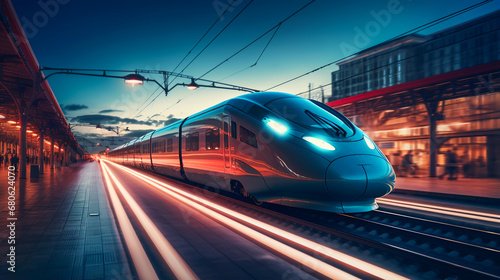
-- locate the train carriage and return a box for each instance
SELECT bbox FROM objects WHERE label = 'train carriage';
[106,92,395,213]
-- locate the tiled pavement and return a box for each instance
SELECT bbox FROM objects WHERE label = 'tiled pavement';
[0,162,133,279]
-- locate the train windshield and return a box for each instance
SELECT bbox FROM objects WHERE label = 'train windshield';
[265,97,354,137]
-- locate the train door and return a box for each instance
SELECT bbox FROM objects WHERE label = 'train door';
[222,115,231,172]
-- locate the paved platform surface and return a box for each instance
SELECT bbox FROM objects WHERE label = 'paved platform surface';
[0,162,133,279]
[392,176,500,203]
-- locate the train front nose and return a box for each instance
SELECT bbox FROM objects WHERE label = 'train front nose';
[325,155,395,200]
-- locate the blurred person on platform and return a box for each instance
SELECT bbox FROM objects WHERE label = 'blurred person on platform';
[401,150,418,177]
[10,152,19,171]
[461,152,473,178]
[440,147,459,180]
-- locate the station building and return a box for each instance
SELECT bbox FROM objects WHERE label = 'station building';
[327,10,500,177]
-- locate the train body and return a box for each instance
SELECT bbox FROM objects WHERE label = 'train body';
[106,92,395,213]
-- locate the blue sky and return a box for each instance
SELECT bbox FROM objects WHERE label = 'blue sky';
[12,0,499,152]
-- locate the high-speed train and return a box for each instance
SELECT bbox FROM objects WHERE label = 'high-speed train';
[106,92,395,213]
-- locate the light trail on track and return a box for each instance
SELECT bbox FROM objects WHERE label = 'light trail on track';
[103,159,410,280]
[101,162,159,280]
[377,197,500,223]
[101,162,199,280]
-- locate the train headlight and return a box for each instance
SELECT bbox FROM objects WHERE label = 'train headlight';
[364,135,375,149]
[263,117,288,134]
[303,136,335,151]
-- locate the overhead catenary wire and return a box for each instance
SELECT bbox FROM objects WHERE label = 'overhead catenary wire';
[131,87,165,120]
[218,23,283,82]
[130,1,253,120]
[128,85,161,118]
[134,1,315,122]
[132,0,493,126]
[169,0,237,82]
[265,0,494,92]
[198,0,317,80]
[170,0,255,86]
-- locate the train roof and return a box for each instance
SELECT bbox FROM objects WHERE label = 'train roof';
[109,92,301,152]
[233,91,300,105]
[186,92,299,120]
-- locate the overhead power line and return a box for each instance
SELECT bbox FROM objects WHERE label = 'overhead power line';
[128,85,161,118]
[170,0,255,86]
[170,0,236,75]
[198,0,317,79]
[218,23,282,82]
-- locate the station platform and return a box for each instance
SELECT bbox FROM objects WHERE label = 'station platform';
[392,176,500,204]
[0,162,133,279]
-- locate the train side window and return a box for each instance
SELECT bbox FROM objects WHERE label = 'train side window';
[191,132,199,151]
[205,129,212,150]
[231,121,237,139]
[224,122,229,150]
[167,139,173,152]
[212,128,220,150]
[186,134,191,151]
[240,126,258,148]
[163,140,166,152]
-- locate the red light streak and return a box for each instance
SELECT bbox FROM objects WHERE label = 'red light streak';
[101,162,199,280]
[377,198,500,223]
[100,162,159,280]
[104,160,408,280]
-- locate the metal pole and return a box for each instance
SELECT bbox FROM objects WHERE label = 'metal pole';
[321,86,324,103]
[50,138,55,170]
[425,100,438,177]
[163,72,168,96]
[39,131,44,174]
[19,113,27,179]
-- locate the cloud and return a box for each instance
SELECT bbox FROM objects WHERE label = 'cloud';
[99,109,124,114]
[164,117,181,126]
[63,104,88,111]
[71,114,152,125]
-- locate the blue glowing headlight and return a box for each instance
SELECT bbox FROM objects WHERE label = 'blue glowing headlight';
[263,117,288,134]
[303,136,335,151]
[364,135,375,149]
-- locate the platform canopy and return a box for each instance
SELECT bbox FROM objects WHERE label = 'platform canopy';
[0,0,85,170]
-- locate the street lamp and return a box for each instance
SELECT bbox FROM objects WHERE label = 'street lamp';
[123,74,145,86]
[187,78,199,90]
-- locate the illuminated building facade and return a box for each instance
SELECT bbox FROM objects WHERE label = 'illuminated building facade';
[328,11,500,177]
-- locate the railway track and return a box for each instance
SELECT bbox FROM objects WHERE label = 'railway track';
[239,201,500,279]
[340,210,500,278]
[132,172,499,279]
[108,163,500,279]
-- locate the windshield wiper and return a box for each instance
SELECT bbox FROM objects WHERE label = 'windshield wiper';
[305,110,346,137]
